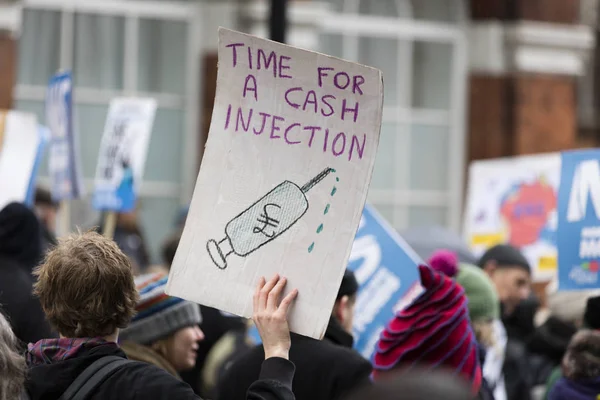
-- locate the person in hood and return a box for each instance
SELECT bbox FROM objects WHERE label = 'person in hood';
[25,230,299,400]
[548,330,600,399]
[216,269,372,400]
[0,202,54,346]
[33,187,59,253]
[371,265,483,397]
[120,272,205,378]
[0,309,27,400]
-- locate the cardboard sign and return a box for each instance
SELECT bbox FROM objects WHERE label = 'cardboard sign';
[347,204,423,358]
[25,126,51,206]
[464,154,561,282]
[167,28,383,339]
[557,149,600,290]
[92,98,157,212]
[0,110,41,210]
[46,71,84,200]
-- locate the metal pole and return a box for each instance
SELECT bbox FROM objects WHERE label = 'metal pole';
[269,0,287,43]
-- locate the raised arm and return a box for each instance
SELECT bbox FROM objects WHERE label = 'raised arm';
[247,274,298,400]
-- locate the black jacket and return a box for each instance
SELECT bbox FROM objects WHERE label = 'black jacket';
[0,256,54,346]
[26,341,295,400]
[216,318,372,400]
[527,316,576,366]
[0,203,54,345]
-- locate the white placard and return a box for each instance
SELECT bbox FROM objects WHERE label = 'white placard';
[0,110,40,210]
[92,98,157,212]
[167,28,383,339]
[463,153,561,282]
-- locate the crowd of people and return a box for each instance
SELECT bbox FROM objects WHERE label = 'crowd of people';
[0,188,599,399]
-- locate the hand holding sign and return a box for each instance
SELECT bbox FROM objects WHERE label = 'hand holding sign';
[253,274,298,360]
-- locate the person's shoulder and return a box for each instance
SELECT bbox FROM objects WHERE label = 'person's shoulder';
[105,361,199,399]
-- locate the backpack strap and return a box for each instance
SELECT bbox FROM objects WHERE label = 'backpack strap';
[59,356,133,400]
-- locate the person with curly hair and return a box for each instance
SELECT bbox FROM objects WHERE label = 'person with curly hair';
[24,230,299,400]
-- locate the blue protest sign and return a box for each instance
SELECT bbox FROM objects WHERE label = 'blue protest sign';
[248,205,423,359]
[46,71,83,200]
[25,126,51,206]
[557,149,600,290]
[347,204,423,358]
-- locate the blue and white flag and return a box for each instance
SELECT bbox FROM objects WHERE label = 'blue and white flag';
[46,71,83,200]
[557,149,600,290]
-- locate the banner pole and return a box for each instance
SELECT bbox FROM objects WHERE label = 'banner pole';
[58,200,71,237]
[103,211,117,240]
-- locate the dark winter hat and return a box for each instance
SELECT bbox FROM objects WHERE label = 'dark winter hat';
[34,187,59,208]
[0,202,42,270]
[477,244,531,274]
[337,269,358,300]
[583,296,600,330]
[372,265,482,395]
[120,273,201,345]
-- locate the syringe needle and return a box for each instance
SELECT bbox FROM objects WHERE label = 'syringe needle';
[301,167,335,193]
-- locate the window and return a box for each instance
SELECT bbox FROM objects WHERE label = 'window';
[15,0,201,262]
[318,0,468,232]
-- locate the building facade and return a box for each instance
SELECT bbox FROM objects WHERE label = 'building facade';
[0,0,596,262]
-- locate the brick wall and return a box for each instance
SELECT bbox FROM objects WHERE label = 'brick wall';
[0,34,16,110]
[513,75,576,154]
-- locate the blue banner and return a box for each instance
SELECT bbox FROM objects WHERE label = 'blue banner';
[347,204,423,358]
[248,205,423,359]
[558,149,600,290]
[46,71,82,200]
[25,126,51,206]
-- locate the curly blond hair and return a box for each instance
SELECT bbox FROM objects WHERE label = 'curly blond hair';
[33,231,138,338]
[0,311,26,400]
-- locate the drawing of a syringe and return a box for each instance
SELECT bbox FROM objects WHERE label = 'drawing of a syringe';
[206,167,335,270]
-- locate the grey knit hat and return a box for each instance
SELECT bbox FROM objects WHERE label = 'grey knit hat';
[120,273,201,345]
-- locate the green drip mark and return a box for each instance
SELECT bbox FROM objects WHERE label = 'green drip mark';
[309,175,339,253]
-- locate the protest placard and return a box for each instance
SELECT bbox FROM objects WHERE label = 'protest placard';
[0,110,41,210]
[92,98,157,214]
[167,28,383,339]
[46,71,83,201]
[557,149,600,290]
[24,126,51,206]
[347,205,423,357]
[464,153,561,282]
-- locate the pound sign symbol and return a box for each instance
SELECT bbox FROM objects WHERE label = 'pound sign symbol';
[253,203,281,238]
